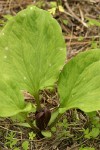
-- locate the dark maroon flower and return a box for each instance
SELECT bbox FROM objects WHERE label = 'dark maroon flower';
[35,108,51,130]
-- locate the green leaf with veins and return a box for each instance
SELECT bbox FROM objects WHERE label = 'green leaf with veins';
[0,78,32,117]
[41,130,52,138]
[58,49,100,113]
[0,6,66,96]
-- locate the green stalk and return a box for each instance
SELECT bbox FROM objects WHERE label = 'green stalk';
[34,91,41,111]
[49,113,62,128]
[48,108,62,128]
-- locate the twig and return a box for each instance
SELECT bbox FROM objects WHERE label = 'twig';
[67,41,90,45]
[64,35,100,40]
[0,125,22,133]
[63,0,88,28]
[0,141,8,149]
[78,4,85,22]
[70,139,89,150]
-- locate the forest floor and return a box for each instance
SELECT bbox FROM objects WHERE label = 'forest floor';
[0,0,100,150]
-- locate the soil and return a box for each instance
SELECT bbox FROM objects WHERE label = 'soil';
[0,0,100,150]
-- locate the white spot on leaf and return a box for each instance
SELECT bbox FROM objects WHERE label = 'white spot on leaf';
[49,64,52,67]
[72,94,74,98]
[60,48,63,51]
[5,47,9,50]
[23,13,26,16]
[30,7,33,10]
[24,76,26,80]
[4,56,7,59]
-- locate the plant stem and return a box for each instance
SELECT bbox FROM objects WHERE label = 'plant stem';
[49,113,62,128]
[34,91,41,111]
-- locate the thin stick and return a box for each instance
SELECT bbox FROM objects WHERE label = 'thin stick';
[63,0,88,28]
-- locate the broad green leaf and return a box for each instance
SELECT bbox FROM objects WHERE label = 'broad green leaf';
[41,130,52,138]
[11,104,36,122]
[90,127,100,138]
[48,108,59,126]
[22,141,29,150]
[58,49,100,113]
[14,122,31,128]
[11,113,26,122]
[0,6,66,96]
[0,79,32,117]
[3,14,13,21]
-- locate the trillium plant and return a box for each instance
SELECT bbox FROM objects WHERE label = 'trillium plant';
[0,6,100,136]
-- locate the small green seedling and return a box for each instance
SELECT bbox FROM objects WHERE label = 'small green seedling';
[0,6,100,136]
[29,132,36,140]
[22,141,29,150]
[84,127,100,139]
[48,1,64,15]
[5,131,18,149]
